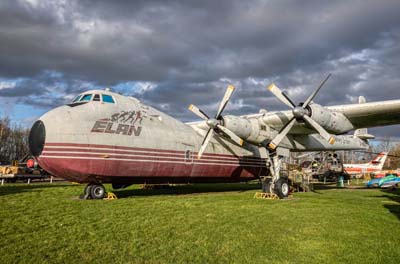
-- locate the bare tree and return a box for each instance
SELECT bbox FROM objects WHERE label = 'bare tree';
[387,143,400,170]
[0,116,29,164]
[373,136,393,153]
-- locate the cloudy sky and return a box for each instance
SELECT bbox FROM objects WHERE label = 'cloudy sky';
[1,0,400,139]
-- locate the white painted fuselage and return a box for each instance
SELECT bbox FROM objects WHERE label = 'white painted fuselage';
[29,89,388,184]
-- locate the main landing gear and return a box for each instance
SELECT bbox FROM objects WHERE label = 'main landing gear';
[260,150,290,199]
[80,183,106,200]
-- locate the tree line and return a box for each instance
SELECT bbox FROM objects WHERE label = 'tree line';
[0,116,29,164]
[386,145,400,170]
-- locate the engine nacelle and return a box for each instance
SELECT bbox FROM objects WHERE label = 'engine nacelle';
[222,115,253,139]
[309,104,354,134]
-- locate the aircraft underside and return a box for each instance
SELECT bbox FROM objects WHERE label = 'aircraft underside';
[38,142,266,184]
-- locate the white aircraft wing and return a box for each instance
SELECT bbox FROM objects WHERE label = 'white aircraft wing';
[327,99,400,129]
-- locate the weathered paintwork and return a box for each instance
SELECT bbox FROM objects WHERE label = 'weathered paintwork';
[31,89,400,184]
[35,90,266,183]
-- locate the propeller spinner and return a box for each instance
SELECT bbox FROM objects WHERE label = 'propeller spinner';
[267,74,335,150]
[189,85,244,159]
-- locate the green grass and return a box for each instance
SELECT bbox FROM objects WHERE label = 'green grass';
[0,183,399,264]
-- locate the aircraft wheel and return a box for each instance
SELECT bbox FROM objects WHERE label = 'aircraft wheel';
[275,178,289,199]
[90,184,106,199]
[84,184,93,198]
[79,184,93,199]
[262,179,273,193]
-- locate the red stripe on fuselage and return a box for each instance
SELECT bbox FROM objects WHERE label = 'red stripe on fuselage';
[345,168,380,174]
[38,157,264,183]
[44,142,253,159]
[38,142,266,183]
[42,148,264,163]
[41,153,265,166]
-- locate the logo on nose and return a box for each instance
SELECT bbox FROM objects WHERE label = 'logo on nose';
[90,109,147,136]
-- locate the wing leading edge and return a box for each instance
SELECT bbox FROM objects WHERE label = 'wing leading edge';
[328,99,400,129]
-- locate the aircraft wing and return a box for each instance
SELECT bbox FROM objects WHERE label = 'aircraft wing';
[186,99,400,136]
[327,99,400,129]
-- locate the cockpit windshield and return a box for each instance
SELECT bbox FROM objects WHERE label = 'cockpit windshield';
[102,94,115,103]
[72,95,82,102]
[68,92,116,106]
[80,94,92,101]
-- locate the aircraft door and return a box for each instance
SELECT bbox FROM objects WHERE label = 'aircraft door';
[177,143,194,177]
[184,147,194,164]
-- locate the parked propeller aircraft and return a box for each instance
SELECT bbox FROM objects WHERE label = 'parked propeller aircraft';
[28,75,400,199]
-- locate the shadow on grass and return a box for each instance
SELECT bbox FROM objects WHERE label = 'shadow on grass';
[311,183,346,194]
[364,188,400,221]
[0,183,72,197]
[113,183,262,198]
[311,183,370,194]
[378,188,400,221]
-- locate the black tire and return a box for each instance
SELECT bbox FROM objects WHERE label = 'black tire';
[262,180,273,193]
[79,184,93,199]
[84,184,93,198]
[275,178,289,199]
[90,184,106,199]
[84,183,95,193]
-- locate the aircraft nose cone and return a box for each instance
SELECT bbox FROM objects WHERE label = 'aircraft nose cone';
[29,120,46,157]
[293,107,306,119]
[206,119,218,128]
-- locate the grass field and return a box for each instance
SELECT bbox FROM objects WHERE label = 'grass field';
[0,182,399,264]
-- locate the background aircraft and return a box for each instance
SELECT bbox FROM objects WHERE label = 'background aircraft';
[344,152,388,175]
[28,76,400,199]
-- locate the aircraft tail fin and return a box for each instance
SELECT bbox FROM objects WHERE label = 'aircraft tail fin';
[368,152,388,170]
[354,96,375,140]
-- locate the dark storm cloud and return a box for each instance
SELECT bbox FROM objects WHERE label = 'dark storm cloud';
[0,71,96,108]
[1,0,400,82]
[1,0,400,137]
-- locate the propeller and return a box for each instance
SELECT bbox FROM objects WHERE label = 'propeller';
[267,74,335,150]
[189,85,244,159]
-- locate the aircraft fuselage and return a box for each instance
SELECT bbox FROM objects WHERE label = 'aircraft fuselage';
[30,91,266,184]
[29,89,370,185]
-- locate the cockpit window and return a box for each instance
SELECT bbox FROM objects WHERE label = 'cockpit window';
[72,95,82,102]
[93,94,100,101]
[102,94,115,103]
[67,93,115,107]
[80,94,92,101]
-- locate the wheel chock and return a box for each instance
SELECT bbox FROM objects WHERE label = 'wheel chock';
[254,192,280,200]
[103,192,118,200]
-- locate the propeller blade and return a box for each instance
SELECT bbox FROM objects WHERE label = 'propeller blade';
[215,85,235,119]
[267,83,296,109]
[216,124,244,146]
[268,118,297,150]
[197,129,214,159]
[302,73,332,108]
[303,115,335,144]
[188,104,209,120]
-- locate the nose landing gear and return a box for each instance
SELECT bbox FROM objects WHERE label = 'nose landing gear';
[80,183,106,200]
